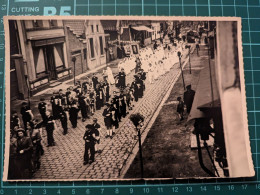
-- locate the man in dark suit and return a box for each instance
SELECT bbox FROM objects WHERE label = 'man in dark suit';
[83,124,96,165]
[183,85,196,114]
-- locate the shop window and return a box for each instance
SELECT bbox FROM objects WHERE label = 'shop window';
[99,36,104,55]
[54,44,65,68]
[33,47,46,75]
[89,38,95,58]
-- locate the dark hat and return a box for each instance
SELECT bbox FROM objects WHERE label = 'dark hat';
[93,118,98,122]
[40,98,45,101]
[177,97,181,101]
[17,128,25,133]
[85,124,93,129]
[186,85,191,89]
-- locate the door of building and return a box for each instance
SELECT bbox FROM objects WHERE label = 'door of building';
[45,45,57,80]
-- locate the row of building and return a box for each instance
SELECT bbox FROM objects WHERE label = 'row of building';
[9,19,173,100]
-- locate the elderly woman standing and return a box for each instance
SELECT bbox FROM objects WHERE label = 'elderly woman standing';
[16,128,33,178]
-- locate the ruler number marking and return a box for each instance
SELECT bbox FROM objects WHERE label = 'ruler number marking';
[214,185,221,191]
[172,187,179,193]
[200,186,207,192]
[228,185,234,191]
[157,187,163,193]
[242,184,247,190]
[43,189,47,194]
[143,188,150,193]
[186,186,192,192]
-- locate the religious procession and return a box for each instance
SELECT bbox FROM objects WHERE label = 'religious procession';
[8,19,214,180]
[9,36,190,179]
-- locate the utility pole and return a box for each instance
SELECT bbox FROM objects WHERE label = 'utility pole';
[177,51,186,90]
[185,44,191,74]
[72,56,76,86]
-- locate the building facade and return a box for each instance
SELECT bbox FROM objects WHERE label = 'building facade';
[9,19,70,99]
[63,20,88,77]
[85,20,107,70]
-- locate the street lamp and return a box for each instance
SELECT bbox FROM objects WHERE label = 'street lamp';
[177,51,186,90]
[130,113,145,178]
[72,56,76,86]
[185,44,191,74]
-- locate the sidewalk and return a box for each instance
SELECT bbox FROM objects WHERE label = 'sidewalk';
[124,44,215,178]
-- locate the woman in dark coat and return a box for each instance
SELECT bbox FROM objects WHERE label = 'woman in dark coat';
[20,102,33,130]
[69,102,79,128]
[110,102,119,132]
[16,128,33,179]
[117,68,126,89]
[131,76,139,102]
[136,74,144,98]
[78,94,88,122]
[119,91,127,118]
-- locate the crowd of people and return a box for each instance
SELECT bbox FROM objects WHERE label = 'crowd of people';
[8,36,190,179]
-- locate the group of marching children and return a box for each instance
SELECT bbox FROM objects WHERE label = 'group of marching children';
[139,39,185,85]
[102,64,146,138]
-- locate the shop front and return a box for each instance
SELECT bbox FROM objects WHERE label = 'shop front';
[29,37,71,94]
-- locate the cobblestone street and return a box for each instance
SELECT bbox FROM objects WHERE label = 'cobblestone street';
[18,45,192,180]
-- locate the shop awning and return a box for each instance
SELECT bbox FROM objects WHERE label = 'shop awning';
[32,37,65,47]
[132,26,154,32]
[187,62,220,121]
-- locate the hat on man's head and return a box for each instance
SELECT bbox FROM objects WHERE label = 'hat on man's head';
[93,118,98,122]
[16,128,26,135]
[85,124,93,130]
[22,102,27,106]
[186,85,191,89]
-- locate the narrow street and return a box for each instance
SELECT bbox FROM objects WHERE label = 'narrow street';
[8,43,194,180]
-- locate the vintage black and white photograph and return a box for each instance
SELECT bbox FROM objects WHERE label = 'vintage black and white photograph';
[3,16,254,181]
